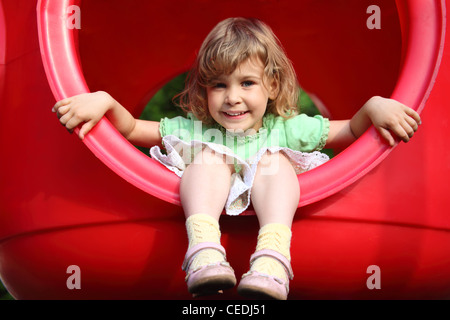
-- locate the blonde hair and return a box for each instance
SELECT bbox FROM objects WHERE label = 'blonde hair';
[176,17,299,124]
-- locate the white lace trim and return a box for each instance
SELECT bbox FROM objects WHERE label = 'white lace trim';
[150,135,329,216]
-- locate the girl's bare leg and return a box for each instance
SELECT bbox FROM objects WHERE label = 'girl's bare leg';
[180,147,234,220]
[251,152,300,228]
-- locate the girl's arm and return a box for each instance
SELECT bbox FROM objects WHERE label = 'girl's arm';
[52,91,161,148]
[325,96,421,150]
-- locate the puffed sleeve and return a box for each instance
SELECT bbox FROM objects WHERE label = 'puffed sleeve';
[283,114,330,152]
[159,114,196,140]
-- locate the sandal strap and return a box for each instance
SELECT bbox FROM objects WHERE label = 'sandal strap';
[182,242,226,272]
[249,249,294,280]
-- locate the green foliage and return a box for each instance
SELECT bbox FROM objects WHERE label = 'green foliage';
[0,280,13,300]
[140,73,187,122]
[299,89,319,116]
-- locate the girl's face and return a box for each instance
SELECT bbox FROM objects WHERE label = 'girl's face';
[206,58,278,133]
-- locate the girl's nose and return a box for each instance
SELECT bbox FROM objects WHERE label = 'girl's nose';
[225,87,242,105]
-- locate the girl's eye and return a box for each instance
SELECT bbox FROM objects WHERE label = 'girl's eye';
[214,83,226,89]
[242,81,255,87]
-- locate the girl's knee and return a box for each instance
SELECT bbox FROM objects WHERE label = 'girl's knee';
[257,151,293,176]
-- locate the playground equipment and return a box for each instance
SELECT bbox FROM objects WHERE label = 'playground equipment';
[0,0,449,299]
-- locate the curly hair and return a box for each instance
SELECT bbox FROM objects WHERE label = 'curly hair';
[175,17,300,124]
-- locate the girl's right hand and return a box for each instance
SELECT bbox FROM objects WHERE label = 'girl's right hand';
[52,91,113,139]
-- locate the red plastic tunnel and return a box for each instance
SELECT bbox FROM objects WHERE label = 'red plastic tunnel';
[0,0,449,299]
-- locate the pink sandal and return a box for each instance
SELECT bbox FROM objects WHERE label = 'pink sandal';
[182,242,236,297]
[237,249,294,300]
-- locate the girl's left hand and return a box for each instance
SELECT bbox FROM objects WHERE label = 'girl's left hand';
[364,96,421,146]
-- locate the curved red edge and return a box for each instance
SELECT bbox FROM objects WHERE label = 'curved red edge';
[37,0,181,204]
[300,0,446,206]
[37,0,446,208]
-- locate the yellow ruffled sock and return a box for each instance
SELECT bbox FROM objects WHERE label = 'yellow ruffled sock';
[185,214,224,270]
[250,223,292,281]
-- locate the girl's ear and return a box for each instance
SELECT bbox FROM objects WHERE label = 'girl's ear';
[268,77,280,101]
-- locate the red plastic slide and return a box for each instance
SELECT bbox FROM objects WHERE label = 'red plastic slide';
[0,0,449,299]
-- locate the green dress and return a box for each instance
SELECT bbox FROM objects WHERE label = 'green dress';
[150,112,330,215]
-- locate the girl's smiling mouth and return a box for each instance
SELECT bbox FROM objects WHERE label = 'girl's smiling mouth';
[222,111,249,118]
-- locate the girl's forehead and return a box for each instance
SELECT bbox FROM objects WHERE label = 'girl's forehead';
[216,57,265,79]
[239,57,264,69]
[235,59,264,76]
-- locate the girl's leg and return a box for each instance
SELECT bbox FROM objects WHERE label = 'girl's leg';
[179,148,236,294]
[180,147,234,220]
[250,152,300,228]
[239,152,299,299]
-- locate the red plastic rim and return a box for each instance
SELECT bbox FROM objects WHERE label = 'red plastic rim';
[37,0,446,207]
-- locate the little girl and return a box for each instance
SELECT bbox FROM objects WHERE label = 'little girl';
[53,18,421,300]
